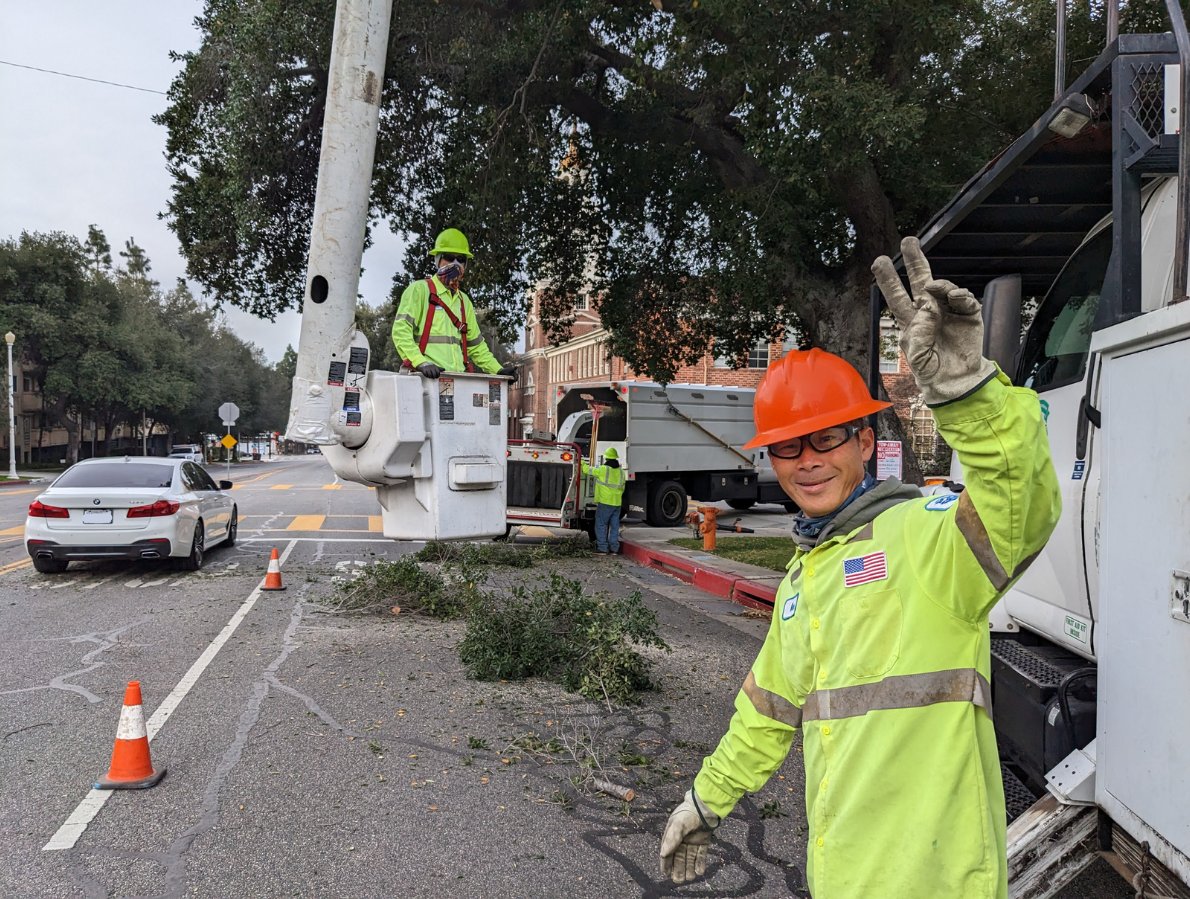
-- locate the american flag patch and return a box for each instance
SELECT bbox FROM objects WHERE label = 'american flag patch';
[843,551,888,588]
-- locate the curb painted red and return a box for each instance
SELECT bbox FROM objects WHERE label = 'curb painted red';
[621,539,775,611]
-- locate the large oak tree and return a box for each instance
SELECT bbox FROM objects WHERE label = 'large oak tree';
[158,0,1156,381]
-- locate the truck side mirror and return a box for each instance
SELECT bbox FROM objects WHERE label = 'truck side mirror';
[981,274,1022,377]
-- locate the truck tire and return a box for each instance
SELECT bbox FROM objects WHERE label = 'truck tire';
[647,480,688,527]
[726,499,755,511]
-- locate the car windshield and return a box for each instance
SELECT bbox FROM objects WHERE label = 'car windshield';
[53,463,176,489]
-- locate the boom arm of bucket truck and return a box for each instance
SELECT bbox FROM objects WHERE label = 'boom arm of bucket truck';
[281,0,508,541]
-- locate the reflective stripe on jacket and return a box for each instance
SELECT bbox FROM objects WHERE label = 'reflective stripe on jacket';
[391,275,502,373]
[693,370,1061,899]
[581,461,626,507]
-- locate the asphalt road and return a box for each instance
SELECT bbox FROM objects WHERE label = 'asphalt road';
[0,457,1130,898]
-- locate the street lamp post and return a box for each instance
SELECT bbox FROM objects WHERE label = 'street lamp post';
[5,332,17,480]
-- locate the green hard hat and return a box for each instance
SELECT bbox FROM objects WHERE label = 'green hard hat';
[428,228,473,258]
[603,447,619,460]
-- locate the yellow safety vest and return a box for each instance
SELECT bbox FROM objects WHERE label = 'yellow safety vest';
[693,371,1061,898]
[582,461,626,507]
[391,276,502,374]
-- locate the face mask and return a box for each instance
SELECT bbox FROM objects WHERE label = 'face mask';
[436,261,464,286]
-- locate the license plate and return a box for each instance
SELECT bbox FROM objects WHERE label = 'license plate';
[82,509,113,524]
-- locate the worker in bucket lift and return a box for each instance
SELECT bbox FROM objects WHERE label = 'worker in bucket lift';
[658,238,1061,898]
[391,227,519,381]
[581,447,626,554]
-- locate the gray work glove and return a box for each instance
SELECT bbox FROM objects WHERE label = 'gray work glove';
[415,361,443,379]
[659,789,719,884]
[497,363,519,383]
[871,236,997,406]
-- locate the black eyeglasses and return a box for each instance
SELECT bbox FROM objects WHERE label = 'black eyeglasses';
[439,254,468,264]
[769,424,860,460]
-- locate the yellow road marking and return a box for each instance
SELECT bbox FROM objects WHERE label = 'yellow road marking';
[321,483,342,490]
[0,525,25,537]
[287,515,326,531]
[0,558,32,576]
[368,516,382,533]
[269,484,294,490]
[2,488,37,495]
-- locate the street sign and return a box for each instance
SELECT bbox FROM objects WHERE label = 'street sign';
[218,402,240,426]
[221,434,238,450]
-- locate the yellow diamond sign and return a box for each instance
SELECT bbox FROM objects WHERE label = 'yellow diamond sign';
[220,434,238,449]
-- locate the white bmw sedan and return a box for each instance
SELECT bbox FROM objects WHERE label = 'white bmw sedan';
[25,457,237,574]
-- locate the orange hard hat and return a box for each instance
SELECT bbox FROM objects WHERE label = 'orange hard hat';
[743,348,891,449]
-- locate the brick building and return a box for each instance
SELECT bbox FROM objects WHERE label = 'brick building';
[508,288,798,439]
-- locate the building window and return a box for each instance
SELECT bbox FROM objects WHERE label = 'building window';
[524,373,535,396]
[747,339,769,369]
[879,324,901,374]
[575,293,588,311]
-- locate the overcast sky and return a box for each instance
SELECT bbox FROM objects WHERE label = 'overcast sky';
[0,1,406,363]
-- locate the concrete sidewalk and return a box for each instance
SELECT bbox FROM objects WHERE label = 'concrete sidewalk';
[0,472,52,488]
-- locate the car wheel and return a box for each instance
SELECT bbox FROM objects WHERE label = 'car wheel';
[32,556,68,574]
[177,520,205,571]
[225,507,238,547]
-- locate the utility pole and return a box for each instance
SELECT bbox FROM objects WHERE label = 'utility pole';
[5,332,17,479]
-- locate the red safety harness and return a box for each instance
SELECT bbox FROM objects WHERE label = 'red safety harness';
[407,278,474,372]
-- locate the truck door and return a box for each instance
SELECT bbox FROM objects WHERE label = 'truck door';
[1005,226,1112,658]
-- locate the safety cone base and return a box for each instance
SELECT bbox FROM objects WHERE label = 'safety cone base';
[95,766,166,791]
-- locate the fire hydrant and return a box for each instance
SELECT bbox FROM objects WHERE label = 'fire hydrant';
[698,505,718,551]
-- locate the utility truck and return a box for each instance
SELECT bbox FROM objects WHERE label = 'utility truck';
[875,7,1190,895]
[506,381,790,533]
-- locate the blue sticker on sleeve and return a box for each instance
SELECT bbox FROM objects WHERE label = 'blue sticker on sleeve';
[924,493,959,512]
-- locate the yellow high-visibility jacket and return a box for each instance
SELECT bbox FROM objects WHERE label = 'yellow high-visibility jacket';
[391,275,502,374]
[581,460,626,507]
[693,370,1061,898]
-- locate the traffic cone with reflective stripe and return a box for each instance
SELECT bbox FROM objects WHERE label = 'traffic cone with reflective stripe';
[262,547,286,591]
[95,681,165,790]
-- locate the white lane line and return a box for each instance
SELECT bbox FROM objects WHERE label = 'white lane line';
[43,540,298,852]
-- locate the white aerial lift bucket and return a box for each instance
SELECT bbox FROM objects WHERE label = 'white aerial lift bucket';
[320,370,507,541]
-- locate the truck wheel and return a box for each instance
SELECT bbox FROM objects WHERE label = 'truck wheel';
[726,499,755,511]
[647,480,688,527]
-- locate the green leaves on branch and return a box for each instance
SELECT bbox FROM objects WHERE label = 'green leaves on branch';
[459,574,669,706]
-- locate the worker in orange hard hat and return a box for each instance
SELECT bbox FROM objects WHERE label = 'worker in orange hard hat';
[742,348,892,522]
[660,239,1061,898]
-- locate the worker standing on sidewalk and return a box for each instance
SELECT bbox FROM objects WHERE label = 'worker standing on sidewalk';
[581,447,626,554]
[391,227,518,380]
[659,238,1061,897]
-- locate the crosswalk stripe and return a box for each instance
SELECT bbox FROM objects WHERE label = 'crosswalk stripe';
[287,515,326,531]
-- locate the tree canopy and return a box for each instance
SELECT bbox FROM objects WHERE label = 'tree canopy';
[158,0,1169,381]
[0,228,290,463]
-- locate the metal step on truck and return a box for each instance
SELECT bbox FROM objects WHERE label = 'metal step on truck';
[506,381,791,534]
[874,5,1190,895]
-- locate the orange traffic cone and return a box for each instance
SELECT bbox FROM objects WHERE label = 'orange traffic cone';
[262,547,286,591]
[95,681,166,790]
